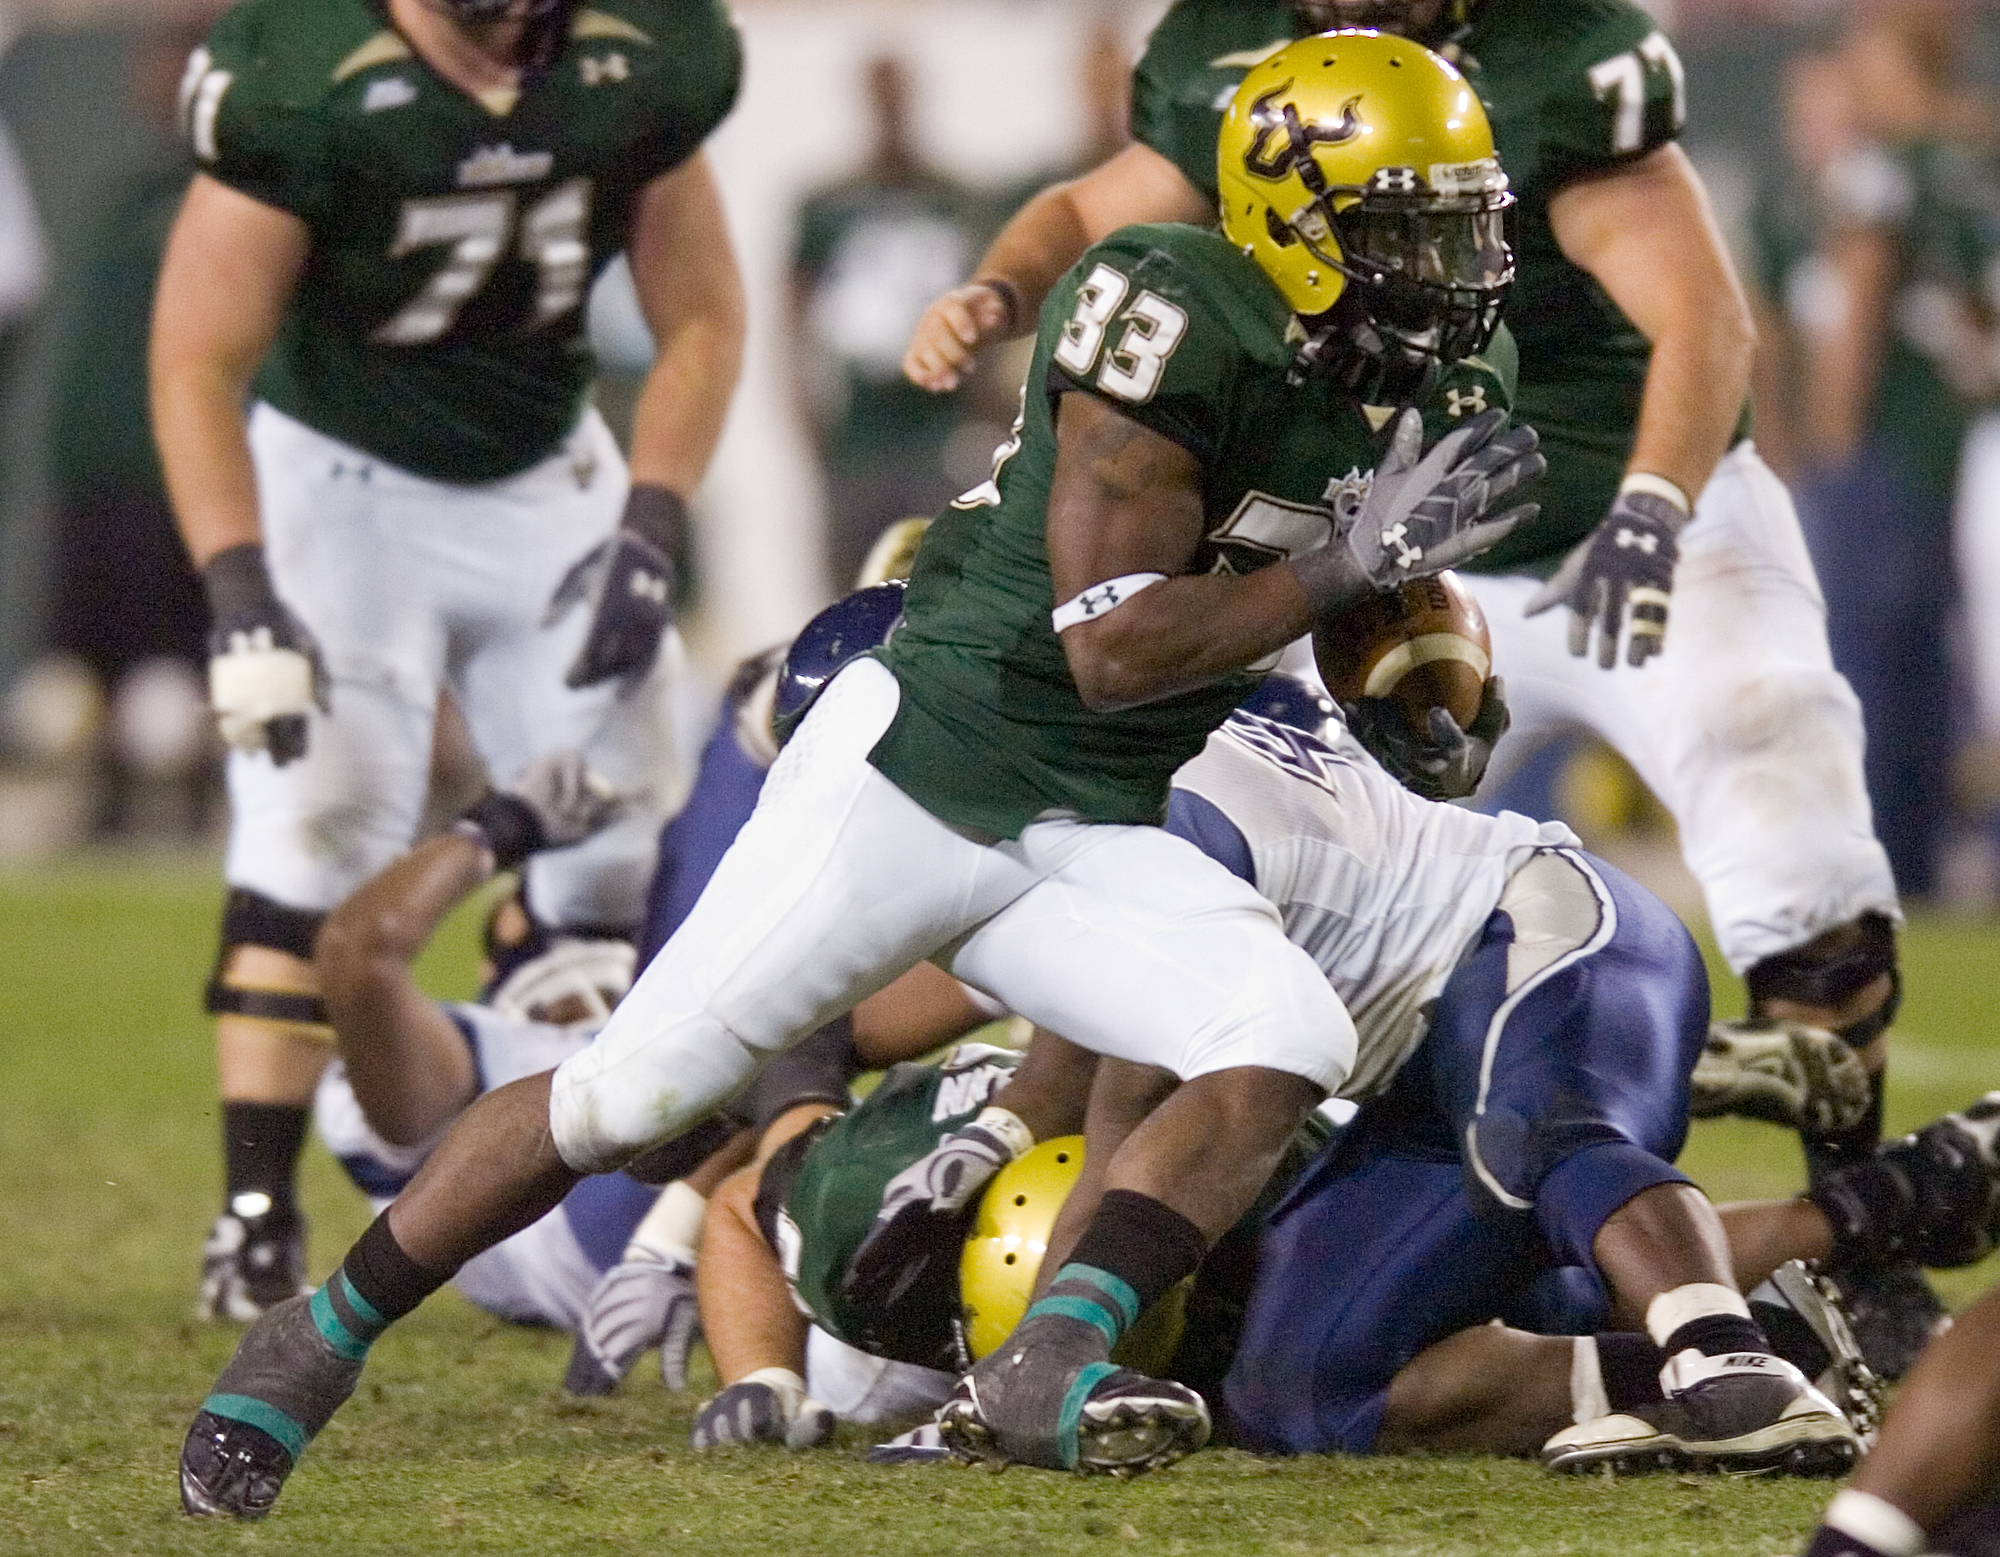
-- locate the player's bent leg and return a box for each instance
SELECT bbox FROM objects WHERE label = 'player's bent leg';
[945,831,1351,1474]
[201,891,337,1322]
[549,660,1039,1174]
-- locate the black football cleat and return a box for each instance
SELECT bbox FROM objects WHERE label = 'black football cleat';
[179,1410,293,1519]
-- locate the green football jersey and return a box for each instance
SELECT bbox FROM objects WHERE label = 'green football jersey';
[1132,0,1704,572]
[775,1045,1019,1363]
[871,221,1514,841]
[184,0,740,482]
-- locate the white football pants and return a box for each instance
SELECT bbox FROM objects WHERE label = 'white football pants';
[225,404,683,926]
[550,656,1352,1173]
[1467,441,1899,974]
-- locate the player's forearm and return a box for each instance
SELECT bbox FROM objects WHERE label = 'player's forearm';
[697,1173,809,1386]
[625,303,744,495]
[1061,566,1314,712]
[1623,296,1754,503]
[150,366,265,566]
[320,833,491,978]
[969,183,1097,341]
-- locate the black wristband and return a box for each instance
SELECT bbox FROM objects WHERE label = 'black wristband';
[975,277,1021,332]
[453,791,545,873]
[202,542,282,624]
[1289,541,1371,621]
[620,484,689,559]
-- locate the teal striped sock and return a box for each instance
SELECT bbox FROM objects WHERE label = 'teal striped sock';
[1024,1263,1142,1350]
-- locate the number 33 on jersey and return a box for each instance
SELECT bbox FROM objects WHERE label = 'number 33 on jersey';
[178,0,741,484]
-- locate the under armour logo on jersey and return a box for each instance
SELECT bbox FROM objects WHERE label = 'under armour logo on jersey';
[1382,522,1424,571]
[629,571,668,605]
[1614,527,1659,554]
[581,53,630,86]
[1446,386,1487,418]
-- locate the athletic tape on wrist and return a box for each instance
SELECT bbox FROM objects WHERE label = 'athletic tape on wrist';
[973,1106,1035,1161]
[1823,1491,1926,1557]
[1051,573,1167,633]
[627,1179,705,1266]
[1617,471,1692,517]
[738,1367,809,1417]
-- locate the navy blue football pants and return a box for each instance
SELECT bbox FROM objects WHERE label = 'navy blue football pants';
[1223,850,1709,1454]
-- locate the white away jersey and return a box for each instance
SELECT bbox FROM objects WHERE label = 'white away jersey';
[1168,713,1577,1100]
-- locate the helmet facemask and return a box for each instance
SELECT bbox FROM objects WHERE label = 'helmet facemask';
[1284,168,1513,397]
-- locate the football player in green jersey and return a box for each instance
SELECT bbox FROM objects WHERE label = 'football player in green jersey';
[905,0,1908,1270]
[178,35,1543,1512]
[149,0,745,1322]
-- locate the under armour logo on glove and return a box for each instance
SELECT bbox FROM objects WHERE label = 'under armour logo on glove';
[545,485,690,689]
[1381,522,1423,571]
[1445,386,1487,417]
[201,544,330,767]
[1526,481,1690,669]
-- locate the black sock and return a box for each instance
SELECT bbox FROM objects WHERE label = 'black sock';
[1752,1297,1833,1380]
[1026,1190,1209,1353]
[1803,1527,1897,1557]
[1662,1312,1771,1358]
[1064,1190,1209,1314]
[1595,1332,1666,1410]
[336,1212,452,1329]
[221,1101,309,1227]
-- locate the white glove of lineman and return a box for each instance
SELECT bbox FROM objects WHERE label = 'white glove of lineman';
[693,1369,835,1451]
[561,1248,701,1397]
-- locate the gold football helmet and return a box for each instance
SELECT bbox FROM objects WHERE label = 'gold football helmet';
[959,1137,1188,1375]
[1218,30,1512,394]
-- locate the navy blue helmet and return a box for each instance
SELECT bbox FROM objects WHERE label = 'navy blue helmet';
[771,581,908,747]
[1237,671,1336,739]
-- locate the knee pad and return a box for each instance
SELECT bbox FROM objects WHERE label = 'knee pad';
[207,888,331,1033]
[1745,911,1901,1045]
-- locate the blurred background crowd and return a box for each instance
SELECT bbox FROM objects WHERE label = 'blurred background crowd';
[3,0,2000,920]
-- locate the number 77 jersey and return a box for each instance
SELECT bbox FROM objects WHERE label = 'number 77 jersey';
[873,222,1516,843]
[180,0,740,484]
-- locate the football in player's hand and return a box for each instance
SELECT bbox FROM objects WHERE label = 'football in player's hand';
[1315,571,1492,737]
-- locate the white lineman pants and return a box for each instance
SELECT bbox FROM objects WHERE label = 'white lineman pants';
[550,657,1352,1173]
[1465,442,1899,974]
[226,404,683,925]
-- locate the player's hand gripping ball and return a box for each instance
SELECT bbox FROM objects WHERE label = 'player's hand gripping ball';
[1318,572,1509,801]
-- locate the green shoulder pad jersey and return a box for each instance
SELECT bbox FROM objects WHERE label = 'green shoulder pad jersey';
[183,0,740,482]
[1133,0,1709,574]
[759,1042,1331,1378]
[872,221,1515,840]
[763,1044,1020,1369]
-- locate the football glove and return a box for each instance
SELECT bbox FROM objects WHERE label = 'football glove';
[841,1109,1030,1321]
[562,1249,700,1397]
[546,484,688,689]
[1526,482,1690,669]
[1690,1020,1872,1135]
[201,543,328,766]
[693,1370,834,1451]
[1342,675,1510,802]
[453,751,622,872]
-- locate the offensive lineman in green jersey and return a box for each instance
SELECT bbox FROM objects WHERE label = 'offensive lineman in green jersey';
[150,0,745,1321]
[904,1,1910,1289]
[178,36,1542,1512]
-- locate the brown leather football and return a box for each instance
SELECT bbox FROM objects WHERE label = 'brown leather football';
[1315,571,1492,736]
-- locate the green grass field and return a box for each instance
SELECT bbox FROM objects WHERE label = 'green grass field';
[3,854,1997,1557]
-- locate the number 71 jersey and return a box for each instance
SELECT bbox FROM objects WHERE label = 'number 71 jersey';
[875,222,1515,842]
[181,0,740,483]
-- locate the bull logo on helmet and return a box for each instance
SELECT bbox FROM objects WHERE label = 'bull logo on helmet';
[1242,84,1365,186]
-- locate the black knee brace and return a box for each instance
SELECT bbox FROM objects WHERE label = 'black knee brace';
[206,888,330,1026]
[1745,911,1901,1048]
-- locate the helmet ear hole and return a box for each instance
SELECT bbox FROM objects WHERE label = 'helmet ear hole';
[1264,207,1299,248]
